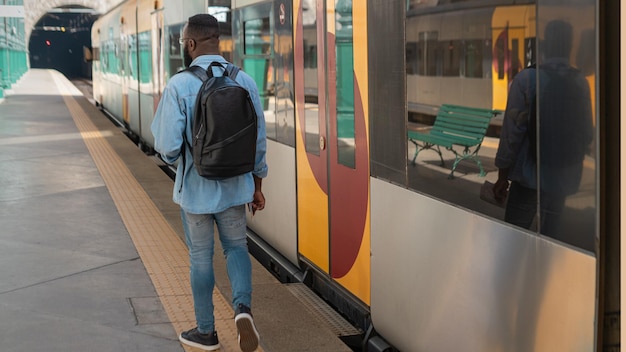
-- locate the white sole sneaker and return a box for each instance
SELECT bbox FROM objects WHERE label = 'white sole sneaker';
[235,313,260,352]
[178,331,220,351]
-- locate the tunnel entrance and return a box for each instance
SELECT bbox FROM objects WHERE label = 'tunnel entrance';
[29,6,99,79]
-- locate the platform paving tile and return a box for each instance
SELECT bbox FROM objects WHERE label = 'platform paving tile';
[0,70,183,352]
[1,69,354,352]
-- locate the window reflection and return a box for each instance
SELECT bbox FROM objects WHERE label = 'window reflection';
[534,6,596,250]
[243,17,272,136]
[273,0,296,146]
[241,10,295,147]
[167,23,183,76]
[335,0,355,168]
[399,2,597,252]
[303,6,320,154]
[138,32,152,85]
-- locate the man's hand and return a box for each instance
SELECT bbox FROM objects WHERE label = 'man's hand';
[493,179,509,204]
[249,190,265,215]
[493,168,510,204]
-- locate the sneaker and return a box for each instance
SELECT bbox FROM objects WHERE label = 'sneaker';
[234,304,260,352]
[179,327,220,351]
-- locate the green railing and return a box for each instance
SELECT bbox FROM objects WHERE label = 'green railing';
[0,1,28,99]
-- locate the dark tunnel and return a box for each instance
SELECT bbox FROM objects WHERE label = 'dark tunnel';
[29,5,99,79]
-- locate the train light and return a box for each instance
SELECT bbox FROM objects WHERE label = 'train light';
[45,40,51,46]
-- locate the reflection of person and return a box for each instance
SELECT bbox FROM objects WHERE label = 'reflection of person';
[151,14,268,352]
[493,20,593,237]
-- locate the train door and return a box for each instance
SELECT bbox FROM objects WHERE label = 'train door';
[232,1,301,272]
[295,0,370,306]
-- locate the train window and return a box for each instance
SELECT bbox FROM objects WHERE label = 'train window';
[442,40,461,77]
[243,18,271,56]
[167,24,184,76]
[128,35,137,80]
[399,1,597,252]
[241,16,273,143]
[303,19,320,154]
[420,31,439,76]
[273,0,296,147]
[101,41,109,72]
[111,40,121,75]
[138,31,152,84]
[208,5,230,24]
[464,40,482,78]
[335,0,355,168]
[118,38,126,76]
[169,25,181,56]
[104,28,117,74]
[209,2,233,61]
[482,38,492,79]
[304,43,317,69]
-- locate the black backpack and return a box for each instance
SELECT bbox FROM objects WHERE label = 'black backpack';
[184,62,257,180]
[527,64,592,167]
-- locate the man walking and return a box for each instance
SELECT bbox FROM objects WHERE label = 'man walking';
[151,14,268,352]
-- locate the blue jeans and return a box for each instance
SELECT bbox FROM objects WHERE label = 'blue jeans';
[505,181,566,237]
[181,205,252,334]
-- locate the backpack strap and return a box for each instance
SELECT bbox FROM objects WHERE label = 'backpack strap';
[186,65,209,81]
[186,62,241,80]
[178,65,208,193]
[226,63,240,80]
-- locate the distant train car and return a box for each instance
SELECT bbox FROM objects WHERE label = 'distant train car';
[92,0,613,351]
[91,0,229,148]
[406,3,536,130]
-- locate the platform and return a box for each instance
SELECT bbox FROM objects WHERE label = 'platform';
[0,69,354,352]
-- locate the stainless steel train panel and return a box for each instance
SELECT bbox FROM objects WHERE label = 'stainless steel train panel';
[129,68,157,145]
[101,78,124,121]
[246,140,298,265]
[138,91,155,147]
[127,89,141,135]
[370,177,596,352]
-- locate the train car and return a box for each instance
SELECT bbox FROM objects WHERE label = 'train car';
[91,0,617,351]
[91,0,226,148]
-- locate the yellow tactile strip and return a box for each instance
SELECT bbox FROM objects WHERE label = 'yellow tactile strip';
[51,71,260,352]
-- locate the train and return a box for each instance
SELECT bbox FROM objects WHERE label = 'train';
[90,0,616,351]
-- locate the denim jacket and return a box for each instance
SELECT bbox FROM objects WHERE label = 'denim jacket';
[151,55,268,214]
